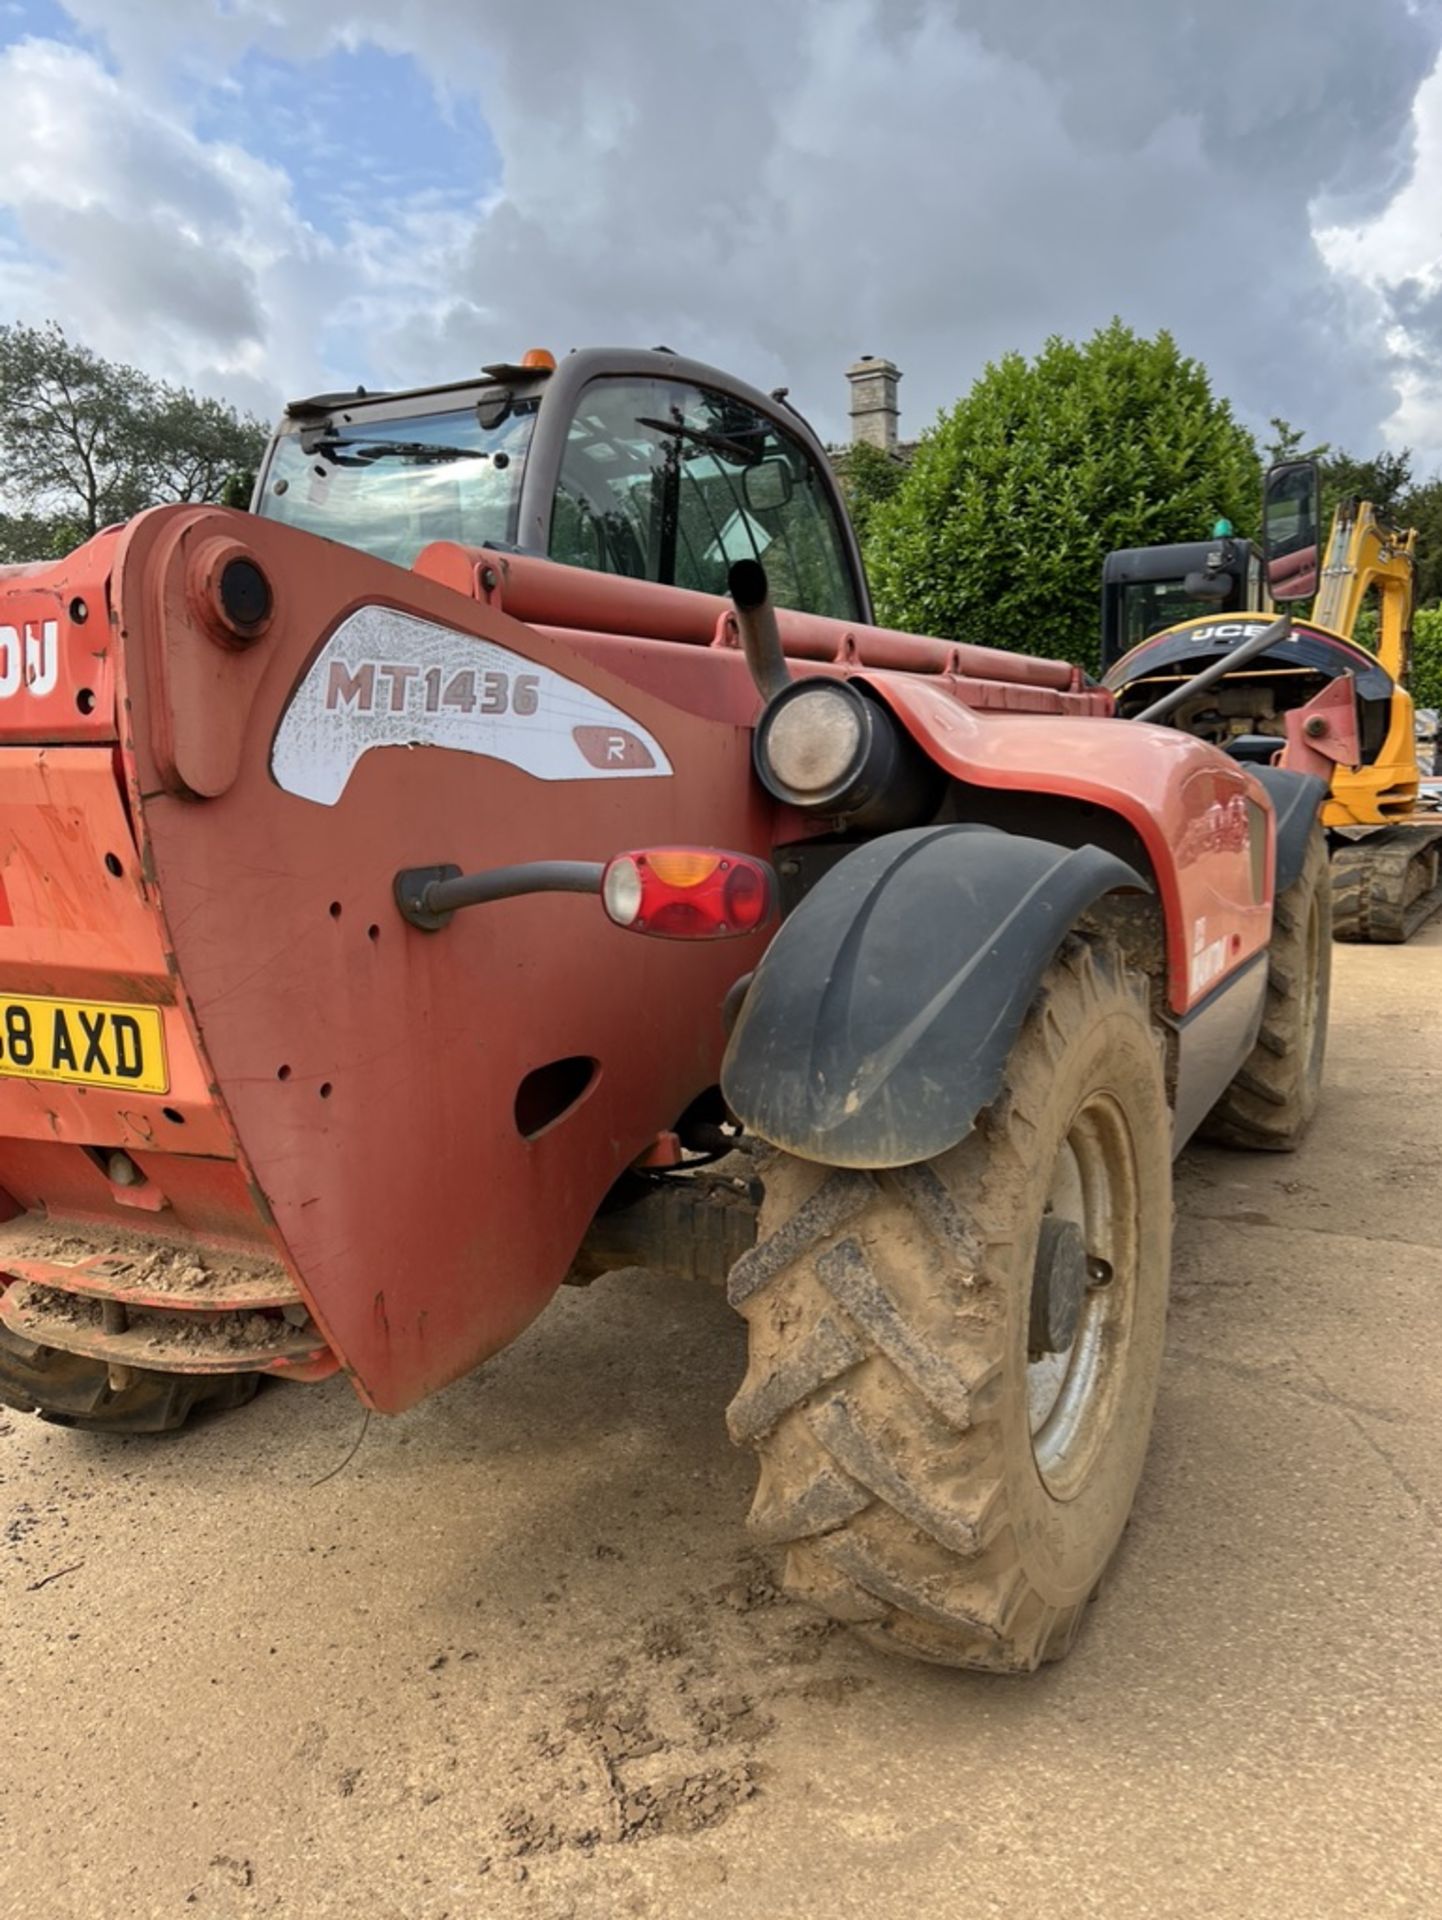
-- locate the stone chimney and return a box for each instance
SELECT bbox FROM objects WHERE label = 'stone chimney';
[846,355,901,452]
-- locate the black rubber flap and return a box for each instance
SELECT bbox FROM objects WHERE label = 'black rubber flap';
[722,824,1144,1168]
[1246,765,1327,895]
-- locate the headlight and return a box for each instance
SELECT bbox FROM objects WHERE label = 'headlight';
[754,679,877,810]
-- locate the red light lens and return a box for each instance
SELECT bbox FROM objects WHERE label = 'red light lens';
[601,848,774,940]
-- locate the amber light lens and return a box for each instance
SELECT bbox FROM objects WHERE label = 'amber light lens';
[601,848,774,939]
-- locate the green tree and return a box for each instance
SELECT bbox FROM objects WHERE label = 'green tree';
[1264,417,1329,465]
[1322,447,1413,525]
[0,322,268,561]
[832,440,907,546]
[866,321,1260,672]
[1411,605,1442,713]
[1264,418,1416,552]
[1399,475,1442,607]
[0,510,86,565]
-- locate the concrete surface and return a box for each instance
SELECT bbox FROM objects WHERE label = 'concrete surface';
[2,928,1440,1920]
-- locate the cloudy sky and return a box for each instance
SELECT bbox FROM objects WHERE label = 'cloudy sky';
[2,0,1442,463]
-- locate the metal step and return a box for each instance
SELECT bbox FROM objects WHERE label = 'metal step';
[0,1217,302,1311]
[0,1279,329,1376]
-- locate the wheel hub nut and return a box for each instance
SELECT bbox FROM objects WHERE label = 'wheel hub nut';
[1029,1215,1090,1358]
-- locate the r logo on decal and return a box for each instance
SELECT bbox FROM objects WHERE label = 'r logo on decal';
[572,726,657,770]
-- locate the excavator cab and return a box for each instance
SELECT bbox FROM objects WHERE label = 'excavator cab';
[1099,533,1265,671]
[1099,458,1325,672]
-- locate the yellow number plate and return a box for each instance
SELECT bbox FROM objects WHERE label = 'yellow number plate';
[0,995,168,1094]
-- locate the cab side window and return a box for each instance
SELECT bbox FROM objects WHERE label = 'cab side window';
[549,377,860,622]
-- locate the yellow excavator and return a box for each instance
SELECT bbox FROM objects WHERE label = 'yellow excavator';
[1102,460,1441,941]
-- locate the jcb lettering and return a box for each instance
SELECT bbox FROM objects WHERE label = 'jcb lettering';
[0,621,58,701]
[1190,623,1270,645]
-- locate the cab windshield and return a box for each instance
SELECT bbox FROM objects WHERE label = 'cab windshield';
[257,399,538,568]
[1120,580,1231,650]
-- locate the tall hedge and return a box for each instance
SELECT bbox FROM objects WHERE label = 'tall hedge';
[1411,607,1442,712]
[866,321,1261,674]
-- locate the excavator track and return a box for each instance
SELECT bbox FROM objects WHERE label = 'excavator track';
[1330,825,1442,943]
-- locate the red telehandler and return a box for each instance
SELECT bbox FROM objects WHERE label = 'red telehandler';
[0,347,1330,1670]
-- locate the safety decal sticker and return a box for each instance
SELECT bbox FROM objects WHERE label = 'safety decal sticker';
[1189,916,1231,998]
[270,604,673,806]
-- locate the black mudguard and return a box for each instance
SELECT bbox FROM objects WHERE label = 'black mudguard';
[1247,766,1327,892]
[721,825,1146,1169]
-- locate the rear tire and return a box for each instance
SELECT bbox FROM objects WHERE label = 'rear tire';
[726,938,1172,1672]
[1199,825,1331,1151]
[0,1327,261,1434]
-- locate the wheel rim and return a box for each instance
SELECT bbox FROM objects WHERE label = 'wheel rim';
[1027,1091,1140,1500]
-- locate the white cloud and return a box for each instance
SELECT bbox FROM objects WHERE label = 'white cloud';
[0,31,480,415]
[1317,58,1442,468]
[1,0,1440,463]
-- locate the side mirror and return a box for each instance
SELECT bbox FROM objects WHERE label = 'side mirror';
[1183,569,1234,600]
[742,458,793,515]
[1263,459,1322,602]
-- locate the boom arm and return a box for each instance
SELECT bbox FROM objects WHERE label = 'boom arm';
[1313,500,1417,683]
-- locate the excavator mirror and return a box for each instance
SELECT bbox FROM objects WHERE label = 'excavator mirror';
[1182,568,1234,599]
[1262,459,1322,601]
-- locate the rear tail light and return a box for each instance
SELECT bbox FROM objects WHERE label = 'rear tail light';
[601,848,774,939]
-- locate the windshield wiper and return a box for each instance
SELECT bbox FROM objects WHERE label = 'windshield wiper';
[300,435,493,469]
[634,416,762,467]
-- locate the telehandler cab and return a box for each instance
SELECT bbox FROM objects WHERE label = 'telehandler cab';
[0,347,1329,1670]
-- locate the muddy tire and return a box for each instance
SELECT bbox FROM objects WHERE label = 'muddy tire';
[0,1327,260,1434]
[726,938,1172,1672]
[1198,825,1331,1151]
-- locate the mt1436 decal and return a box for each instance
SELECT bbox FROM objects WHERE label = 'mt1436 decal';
[271,605,672,805]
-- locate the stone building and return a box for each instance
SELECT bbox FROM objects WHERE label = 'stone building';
[834,355,917,468]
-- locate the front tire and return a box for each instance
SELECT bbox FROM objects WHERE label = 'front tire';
[0,1326,261,1434]
[726,938,1172,1671]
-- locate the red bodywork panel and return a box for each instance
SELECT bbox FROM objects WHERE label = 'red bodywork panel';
[0,510,1272,1410]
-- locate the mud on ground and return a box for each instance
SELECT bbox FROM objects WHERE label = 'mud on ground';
[1,929,1440,1920]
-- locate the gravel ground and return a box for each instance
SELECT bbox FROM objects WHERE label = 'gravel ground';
[2,926,1439,1920]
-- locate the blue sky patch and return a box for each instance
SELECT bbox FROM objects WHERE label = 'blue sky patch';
[0,0,93,55]
[192,42,502,238]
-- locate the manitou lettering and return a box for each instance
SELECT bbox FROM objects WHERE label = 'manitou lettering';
[0,621,59,700]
